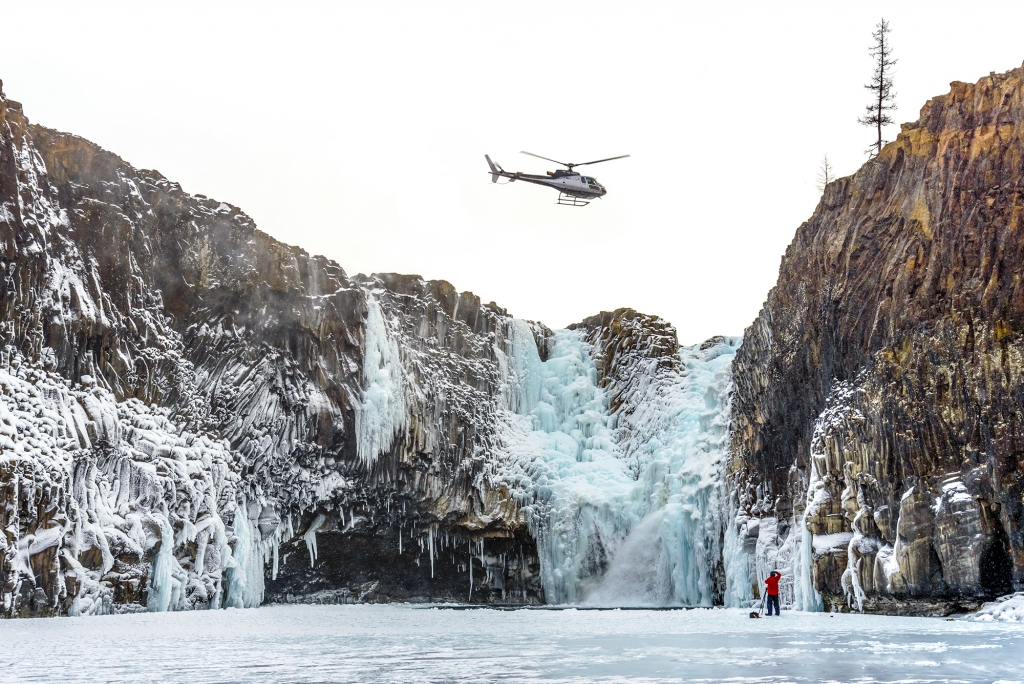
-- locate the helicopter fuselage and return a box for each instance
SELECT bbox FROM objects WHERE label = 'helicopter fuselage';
[504,170,606,198]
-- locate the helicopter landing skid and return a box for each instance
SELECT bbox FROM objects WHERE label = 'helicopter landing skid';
[557,193,590,207]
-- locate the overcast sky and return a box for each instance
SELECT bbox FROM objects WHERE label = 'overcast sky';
[3,1,1023,343]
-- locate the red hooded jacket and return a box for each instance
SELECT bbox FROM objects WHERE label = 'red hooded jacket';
[764,574,781,596]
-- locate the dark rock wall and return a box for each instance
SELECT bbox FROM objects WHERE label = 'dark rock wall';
[729,65,1024,611]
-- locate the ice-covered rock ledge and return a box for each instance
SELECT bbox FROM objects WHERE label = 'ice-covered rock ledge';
[0,349,263,617]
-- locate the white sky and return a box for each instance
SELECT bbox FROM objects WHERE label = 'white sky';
[3,1,1023,343]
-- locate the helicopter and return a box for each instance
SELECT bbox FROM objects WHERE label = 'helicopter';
[485,151,630,206]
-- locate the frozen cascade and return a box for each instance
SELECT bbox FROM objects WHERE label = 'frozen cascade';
[354,294,407,466]
[721,513,752,608]
[719,374,846,612]
[511,327,634,604]
[146,515,178,613]
[723,509,823,611]
[725,384,845,613]
[598,338,739,606]
[507,325,740,605]
[224,498,266,609]
[794,516,824,611]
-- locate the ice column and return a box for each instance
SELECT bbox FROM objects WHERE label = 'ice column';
[722,512,753,608]
[146,514,177,612]
[793,518,823,611]
[224,498,266,609]
[355,293,407,466]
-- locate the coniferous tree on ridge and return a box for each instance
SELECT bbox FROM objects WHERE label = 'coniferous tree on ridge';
[816,154,835,192]
[859,18,897,157]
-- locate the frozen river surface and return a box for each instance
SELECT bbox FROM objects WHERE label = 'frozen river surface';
[1,605,1022,683]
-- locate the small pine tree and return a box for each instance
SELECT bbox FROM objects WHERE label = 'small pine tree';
[816,154,835,192]
[859,19,897,157]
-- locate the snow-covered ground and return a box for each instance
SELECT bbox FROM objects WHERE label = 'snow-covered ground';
[1,605,1021,683]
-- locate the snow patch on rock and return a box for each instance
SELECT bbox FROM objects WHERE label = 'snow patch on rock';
[967,592,1024,622]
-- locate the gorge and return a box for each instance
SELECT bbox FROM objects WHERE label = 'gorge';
[1,62,1022,618]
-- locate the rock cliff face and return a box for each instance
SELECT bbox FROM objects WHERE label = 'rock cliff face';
[0,79,547,615]
[6,73,721,615]
[729,65,1024,613]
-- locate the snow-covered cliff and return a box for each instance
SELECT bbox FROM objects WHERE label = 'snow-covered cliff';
[0,79,537,613]
[0,80,745,615]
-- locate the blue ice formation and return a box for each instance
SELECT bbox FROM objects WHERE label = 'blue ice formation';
[354,294,407,467]
[224,499,266,609]
[146,515,179,612]
[507,324,740,606]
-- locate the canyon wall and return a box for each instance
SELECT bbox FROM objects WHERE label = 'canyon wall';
[729,64,1024,613]
[0,80,547,615]
[4,61,1024,618]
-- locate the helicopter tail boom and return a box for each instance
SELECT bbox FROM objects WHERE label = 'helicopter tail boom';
[485,155,502,183]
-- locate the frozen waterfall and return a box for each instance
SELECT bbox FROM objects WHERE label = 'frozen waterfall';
[507,325,740,606]
[224,498,267,609]
[354,293,407,467]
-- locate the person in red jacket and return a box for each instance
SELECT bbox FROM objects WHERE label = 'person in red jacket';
[764,571,782,615]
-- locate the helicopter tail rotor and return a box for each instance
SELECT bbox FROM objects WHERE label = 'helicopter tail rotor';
[485,155,502,183]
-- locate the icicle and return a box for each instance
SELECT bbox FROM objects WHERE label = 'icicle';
[793,512,822,611]
[224,498,265,609]
[146,515,175,613]
[354,294,407,466]
[304,513,326,568]
[428,525,435,578]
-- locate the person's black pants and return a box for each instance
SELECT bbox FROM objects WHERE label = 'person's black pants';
[766,594,780,615]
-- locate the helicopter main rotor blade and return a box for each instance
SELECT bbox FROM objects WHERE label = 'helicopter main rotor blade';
[520,151,570,167]
[575,154,631,167]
